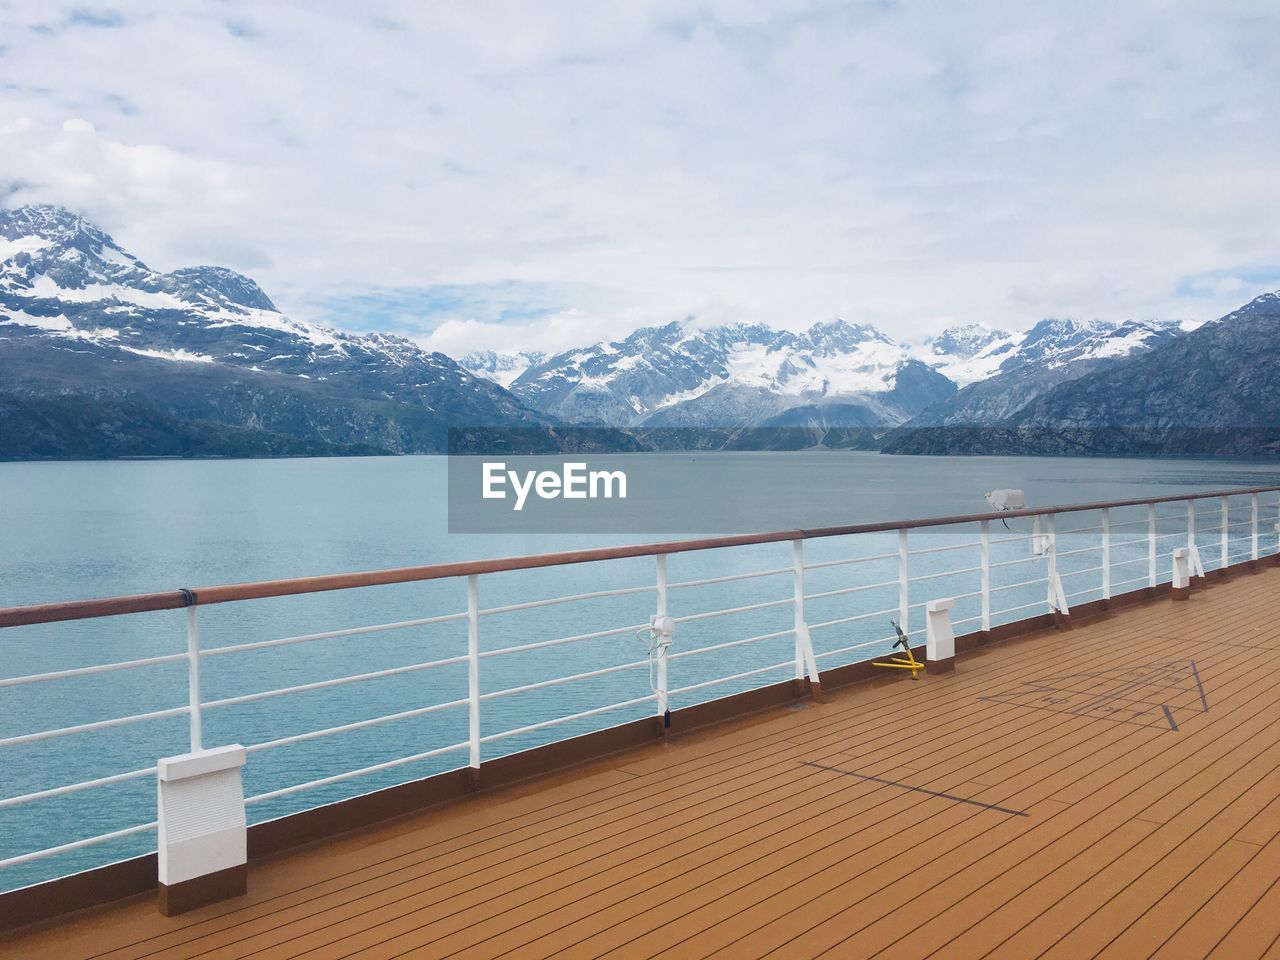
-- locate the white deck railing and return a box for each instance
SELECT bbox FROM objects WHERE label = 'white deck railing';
[0,486,1276,880]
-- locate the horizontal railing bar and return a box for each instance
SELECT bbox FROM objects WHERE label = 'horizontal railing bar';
[1056,545,1102,558]
[202,655,469,711]
[952,614,984,627]
[244,742,470,806]
[7,484,1276,628]
[244,698,470,754]
[803,550,900,571]
[667,629,795,661]
[668,567,791,589]
[0,652,188,687]
[0,706,189,749]
[992,599,1047,616]
[1066,588,1101,601]
[0,822,156,870]
[803,578,898,602]
[910,564,982,582]
[990,577,1047,593]
[1110,556,1150,568]
[668,659,795,696]
[480,622,649,660]
[988,556,1042,570]
[478,584,655,616]
[1110,538,1150,548]
[906,541,981,556]
[814,635,895,659]
[672,596,793,624]
[1067,523,1105,534]
[988,533,1040,545]
[808,605,900,632]
[0,765,157,810]
[480,694,659,744]
[1060,564,1105,577]
[201,612,468,658]
[1112,574,1153,588]
[479,659,651,701]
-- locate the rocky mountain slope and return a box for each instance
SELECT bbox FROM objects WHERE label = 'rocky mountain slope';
[883,293,1279,457]
[0,205,573,458]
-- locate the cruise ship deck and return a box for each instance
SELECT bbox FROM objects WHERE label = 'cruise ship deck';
[6,566,1279,960]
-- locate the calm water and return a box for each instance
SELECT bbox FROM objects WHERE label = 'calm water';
[2,452,1279,891]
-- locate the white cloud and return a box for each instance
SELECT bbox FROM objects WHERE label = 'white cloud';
[1,0,1279,354]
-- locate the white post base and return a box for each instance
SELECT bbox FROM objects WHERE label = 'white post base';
[925,598,956,674]
[1172,548,1191,599]
[156,744,247,914]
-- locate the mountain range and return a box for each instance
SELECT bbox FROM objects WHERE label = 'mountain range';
[1,204,1265,460]
[460,313,1190,448]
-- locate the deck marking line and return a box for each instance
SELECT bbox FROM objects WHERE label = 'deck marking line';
[1161,704,1179,731]
[1069,662,1182,718]
[1190,659,1209,712]
[800,762,1029,817]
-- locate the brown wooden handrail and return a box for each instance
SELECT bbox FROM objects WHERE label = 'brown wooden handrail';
[2,483,1278,629]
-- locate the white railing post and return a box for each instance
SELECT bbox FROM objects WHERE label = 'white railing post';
[897,529,909,636]
[185,605,203,753]
[1251,493,1259,562]
[1101,508,1111,600]
[1147,503,1157,587]
[467,575,481,777]
[791,539,821,699]
[655,555,671,725]
[979,520,991,633]
[1222,496,1230,570]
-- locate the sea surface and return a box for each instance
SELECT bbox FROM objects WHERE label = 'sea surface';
[3,451,1280,891]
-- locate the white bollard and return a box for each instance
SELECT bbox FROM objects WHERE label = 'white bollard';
[925,598,956,675]
[156,744,248,915]
[1172,547,1191,600]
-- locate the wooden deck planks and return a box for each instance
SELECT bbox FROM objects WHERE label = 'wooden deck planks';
[3,570,1280,960]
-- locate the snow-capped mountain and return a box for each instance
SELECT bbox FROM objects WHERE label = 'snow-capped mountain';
[890,317,1186,431]
[0,205,563,457]
[914,323,1017,385]
[460,349,547,387]
[505,319,956,430]
[913,318,1184,388]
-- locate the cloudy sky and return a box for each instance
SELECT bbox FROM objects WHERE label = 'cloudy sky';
[2,1,1278,355]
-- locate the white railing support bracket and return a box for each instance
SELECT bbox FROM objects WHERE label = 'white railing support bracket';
[792,539,823,702]
[156,743,247,916]
[925,598,956,675]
